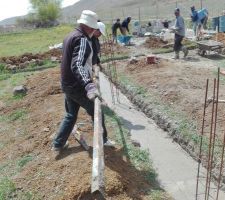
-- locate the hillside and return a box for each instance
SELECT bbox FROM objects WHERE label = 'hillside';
[1,0,225,25]
[61,0,225,23]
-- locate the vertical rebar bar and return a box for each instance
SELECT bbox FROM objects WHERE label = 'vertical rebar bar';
[216,130,225,200]
[108,36,120,103]
[105,33,116,105]
[205,78,216,200]
[207,69,220,200]
[196,79,209,200]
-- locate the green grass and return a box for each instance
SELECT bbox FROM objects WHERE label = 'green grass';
[0,25,73,57]
[17,155,34,169]
[0,178,16,200]
[9,109,27,121]
[0,109,27,122]
[0,71,32,104]
[0,177,40,200]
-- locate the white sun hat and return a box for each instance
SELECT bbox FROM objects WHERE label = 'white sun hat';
[97,22,106,36]
[77,10,98,29]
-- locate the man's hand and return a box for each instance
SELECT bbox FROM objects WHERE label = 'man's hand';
[85,83,99,101]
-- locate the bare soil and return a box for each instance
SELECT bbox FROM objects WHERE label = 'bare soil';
[144,37,169,49]
[213,33,225,45]
[115,56,225,136]
[0,49,62,66]
[0,68,154,199]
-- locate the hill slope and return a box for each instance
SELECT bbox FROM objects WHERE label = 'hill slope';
[1,0,224,25]
[61,0,225,22]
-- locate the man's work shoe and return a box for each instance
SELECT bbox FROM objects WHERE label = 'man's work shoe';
[52,141,69,152]
[104,139,116,147]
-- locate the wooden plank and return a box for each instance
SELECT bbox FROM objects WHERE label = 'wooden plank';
[91,66,105,195]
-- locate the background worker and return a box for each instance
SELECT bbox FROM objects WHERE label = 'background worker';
[121,17,131,35]
[112,18,122,43]
[171,8,188,59]
[190,6,198,36]
[191,6,209,39]
[52,10,114,152]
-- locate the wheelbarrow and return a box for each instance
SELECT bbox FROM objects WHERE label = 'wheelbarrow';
[196,40,224,56]
[117,35,132,45]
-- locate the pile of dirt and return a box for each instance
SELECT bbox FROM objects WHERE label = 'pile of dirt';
[126,57,167,72]
[144,36,169,49]
[0,49,62,70]
[0,68,153,199]
[101,41,129,56]
[213,33,225,45]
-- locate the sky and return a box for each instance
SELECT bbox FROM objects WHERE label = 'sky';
[0,0,80,21]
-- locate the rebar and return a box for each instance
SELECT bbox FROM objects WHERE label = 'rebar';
[196,68,225,200]
[216,130,225,200]
[108,36,120,103]
[196,79,209,200]
[207,70,220,200]
[205,78,216,200]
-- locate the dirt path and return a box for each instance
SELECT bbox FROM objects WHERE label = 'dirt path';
[99,72,225,200]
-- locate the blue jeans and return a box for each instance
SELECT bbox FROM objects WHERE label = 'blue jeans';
[53,87,108,148]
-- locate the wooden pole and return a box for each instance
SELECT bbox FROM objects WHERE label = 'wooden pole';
[91,66,105,195]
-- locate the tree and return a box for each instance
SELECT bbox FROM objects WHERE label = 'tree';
[29,0,62,27]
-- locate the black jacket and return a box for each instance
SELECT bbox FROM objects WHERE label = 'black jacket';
[92,37,100,65]
[61,28,92,91]
[121,18,131,32]
[112,22,122,33]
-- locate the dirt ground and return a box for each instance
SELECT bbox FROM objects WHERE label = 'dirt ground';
[0,68,155,199]
[115,55,225,137]
[144,36,170,49]
[213,33,225,45]
[0,49,62,66]
[1,35,225,199]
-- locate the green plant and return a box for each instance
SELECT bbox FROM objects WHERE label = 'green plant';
[0,64,6,73]
[0,178,16,200]
[17,155,34,169]
[9,109,27,121]
[0,74,11,81]
[12,93,26,100]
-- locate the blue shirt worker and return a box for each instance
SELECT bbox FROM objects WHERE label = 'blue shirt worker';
[191,6,198,36]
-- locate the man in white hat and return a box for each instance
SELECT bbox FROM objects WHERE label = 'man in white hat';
[52,10,115,152]
[92,21,106,69]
